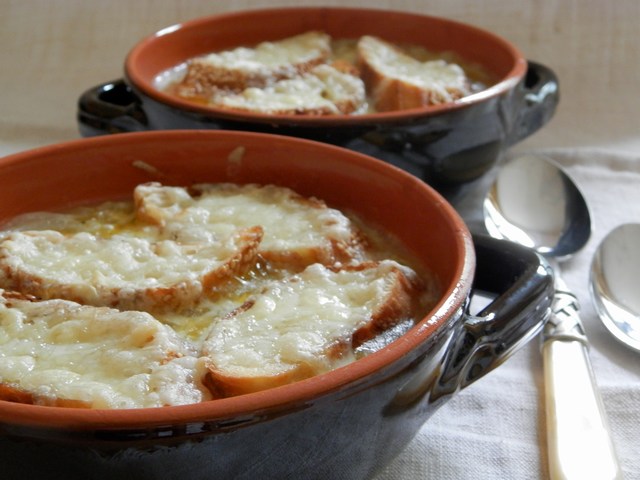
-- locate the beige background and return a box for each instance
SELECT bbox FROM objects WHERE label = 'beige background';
[1,2,639,479]
[1,0,639,156]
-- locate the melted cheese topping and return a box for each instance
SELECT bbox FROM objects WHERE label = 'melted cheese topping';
[0,292,208,408]
[214,64,366,114]
[0,227,260,311]
[1,231,239,287]
[204,261,414,378]
[358,35,471,103]
[0,182,437,408]
[136,182,361,261]
[160,31,486,114]
[196,31,331,75]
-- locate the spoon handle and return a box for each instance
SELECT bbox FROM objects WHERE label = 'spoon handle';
[542,283,622,480]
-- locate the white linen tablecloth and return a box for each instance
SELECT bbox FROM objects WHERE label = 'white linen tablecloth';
[1,2,639,479]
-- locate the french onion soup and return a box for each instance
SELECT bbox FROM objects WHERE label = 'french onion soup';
[0,182,439,409]
[156,31,492,115]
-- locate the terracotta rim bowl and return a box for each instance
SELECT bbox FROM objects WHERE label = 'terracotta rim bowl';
[77,7,559,189]
[124,7,526,124]
[0,131,553,480]
[0,130,471,428]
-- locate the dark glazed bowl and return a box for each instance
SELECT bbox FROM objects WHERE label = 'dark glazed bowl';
[0,131,553,480]
[77,7,559,193]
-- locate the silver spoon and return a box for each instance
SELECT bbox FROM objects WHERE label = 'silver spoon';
[484,154,622,480]
[591,223,640,352]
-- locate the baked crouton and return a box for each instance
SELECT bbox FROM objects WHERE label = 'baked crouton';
[210,64,367,115]
[357,35,472,112]
[134,182,367,270]
[177,31,332,97]
[0,226,263,312]
[0,290,209,408]
[202,260,425,397]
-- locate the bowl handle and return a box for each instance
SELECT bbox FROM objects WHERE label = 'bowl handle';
[77,79,148,137]
[435,235,554,396]
[507,61,560,146]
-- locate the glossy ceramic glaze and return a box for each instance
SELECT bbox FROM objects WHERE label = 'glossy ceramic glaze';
[0,131,553,479]
[77,7,559,192]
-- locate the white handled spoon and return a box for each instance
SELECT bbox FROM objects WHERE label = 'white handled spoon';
[484,154,622,480]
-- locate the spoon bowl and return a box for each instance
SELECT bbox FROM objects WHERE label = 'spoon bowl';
[591,223,640,352]
[484,154,591,258]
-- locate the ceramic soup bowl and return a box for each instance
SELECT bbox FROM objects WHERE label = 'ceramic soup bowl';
[0,131,553,479]
[77,7,559,192]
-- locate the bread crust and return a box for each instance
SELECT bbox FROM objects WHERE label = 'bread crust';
[357,35,471,112]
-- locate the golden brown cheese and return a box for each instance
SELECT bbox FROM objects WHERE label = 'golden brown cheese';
[0,290,209,409]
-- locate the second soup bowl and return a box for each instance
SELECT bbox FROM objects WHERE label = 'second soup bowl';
[77,7,559,192]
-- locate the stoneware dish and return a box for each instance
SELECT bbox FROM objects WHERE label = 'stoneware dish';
[0,131,553,480]
[77,7,559,193]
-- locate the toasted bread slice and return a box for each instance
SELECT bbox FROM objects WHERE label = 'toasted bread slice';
[357,35,471,112]
[177,31,332,97]
[0,226,263,312]
[0,290,209,408]
[202,260,425,397]
[210,64,367,115]
[134,182,367,270]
